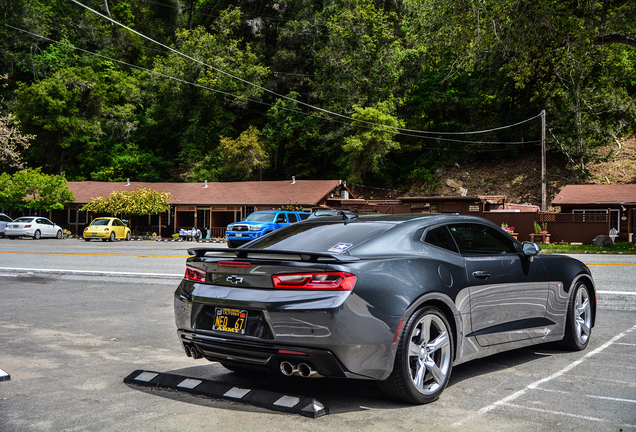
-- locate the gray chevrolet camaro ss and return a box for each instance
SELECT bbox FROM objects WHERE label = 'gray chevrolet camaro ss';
[174,213,596,404]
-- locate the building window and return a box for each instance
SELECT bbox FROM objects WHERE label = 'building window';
[243,206,255,218]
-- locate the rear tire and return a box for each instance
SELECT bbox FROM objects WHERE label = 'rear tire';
[33,230,41,240]
[109,232,116,242]
[380,306,453,404]
[561,282,592,351]
[85,238,91,242]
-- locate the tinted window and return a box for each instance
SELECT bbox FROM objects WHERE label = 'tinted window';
[275,213,288,223]
[248,221,394,253]
[448,224,517,256]
[0,215,11,222]
[424,226,458,253]
[289,214,299,223]
[298,213,310,220]
[91,219,110,226]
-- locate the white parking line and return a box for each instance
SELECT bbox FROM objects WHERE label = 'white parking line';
[479,323,636,415]
[535,387,636,404]
[504,403,636,429]
[598,291,636,295]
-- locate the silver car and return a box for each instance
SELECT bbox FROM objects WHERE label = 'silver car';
[0,213,12,237]
[5,216,64,239]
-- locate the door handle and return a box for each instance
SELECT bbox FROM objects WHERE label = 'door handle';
[472,270,491,279]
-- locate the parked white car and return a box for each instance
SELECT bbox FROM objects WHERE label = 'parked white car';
[5,216,64,239]
[0,213,12,237]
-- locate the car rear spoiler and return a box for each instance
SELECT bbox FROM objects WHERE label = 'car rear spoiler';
[187,247,360,262]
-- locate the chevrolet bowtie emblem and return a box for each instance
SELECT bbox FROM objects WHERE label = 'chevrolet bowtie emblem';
[226,275,244,284]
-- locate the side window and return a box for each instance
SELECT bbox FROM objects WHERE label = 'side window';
[298,213,310,220]
[276,213,288,223]
[0,215,11,222]
[114,219,123,227]
[448,224,517,256]
[289,213,299,223]
[424,226,459,253]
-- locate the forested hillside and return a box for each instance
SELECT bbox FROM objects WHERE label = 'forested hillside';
[1,0,634,201]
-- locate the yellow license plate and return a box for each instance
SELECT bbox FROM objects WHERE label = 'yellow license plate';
[213,308,247,334]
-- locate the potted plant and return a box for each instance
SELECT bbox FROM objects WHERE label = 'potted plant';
[501,223,518,240]
[530,222,551,244]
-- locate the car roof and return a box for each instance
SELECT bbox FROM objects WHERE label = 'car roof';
[302,213,488,226]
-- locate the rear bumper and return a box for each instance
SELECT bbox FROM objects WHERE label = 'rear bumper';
[83,229,114,239]
[177,330,350,378]
[5,229,32,237]
[174,280,400,380]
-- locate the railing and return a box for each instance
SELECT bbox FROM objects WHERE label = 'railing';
[176,226,226,239]
[539,212,608,223]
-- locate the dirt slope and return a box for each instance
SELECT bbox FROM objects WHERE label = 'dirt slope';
[353,137,636,208]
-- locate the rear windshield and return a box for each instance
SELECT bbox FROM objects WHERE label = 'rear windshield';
[14,217,35,223]
[246,221,394,253]
[90,219,110,226]
[244,213,276,222]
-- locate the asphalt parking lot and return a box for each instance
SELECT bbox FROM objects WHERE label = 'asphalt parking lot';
[0,238,635,431]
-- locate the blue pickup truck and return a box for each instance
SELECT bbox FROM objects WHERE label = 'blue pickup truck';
[225,210,311,248]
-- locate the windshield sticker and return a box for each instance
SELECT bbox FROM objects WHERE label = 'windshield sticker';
[328,243,353,254]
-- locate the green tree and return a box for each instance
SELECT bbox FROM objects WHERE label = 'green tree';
[342,102,404,183]
[14,66,141,177]
[0,168,74,211]
[148,9,269,170]
[218,126,270,181]
[81,187,172,216]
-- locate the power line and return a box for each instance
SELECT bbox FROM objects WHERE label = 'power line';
[5,23,540,147]
[69,0,542,139]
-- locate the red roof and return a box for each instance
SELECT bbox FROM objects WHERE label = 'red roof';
[552,184,636,205]
[67,180,351,206]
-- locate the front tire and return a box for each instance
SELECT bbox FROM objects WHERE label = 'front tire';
[56,230,63,239]
[33,230,41,240]
[562,282,592,351]
[380,306,453,404]
[109,232,116,242]
[125,231,131,241]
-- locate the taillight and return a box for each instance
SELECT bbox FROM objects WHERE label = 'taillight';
[272,272,356,291]
[185,265,206,283]
[218,261,251,268]
[104,228,109,231]
[25,224,32,228]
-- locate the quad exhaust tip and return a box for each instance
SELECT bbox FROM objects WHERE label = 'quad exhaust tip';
[184,344,203,359]
[280,361,317,378]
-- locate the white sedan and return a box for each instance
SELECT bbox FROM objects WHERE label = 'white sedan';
[5,216,64,239]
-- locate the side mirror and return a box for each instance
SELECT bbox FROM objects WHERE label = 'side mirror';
[522,241,542,262]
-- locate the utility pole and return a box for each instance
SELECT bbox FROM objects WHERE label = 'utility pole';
[541,110,546,212]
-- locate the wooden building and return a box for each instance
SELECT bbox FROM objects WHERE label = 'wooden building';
[54,179,353,237]
[551,184,636,243]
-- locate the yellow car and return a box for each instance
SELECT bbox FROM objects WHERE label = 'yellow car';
[84,217,132,242]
